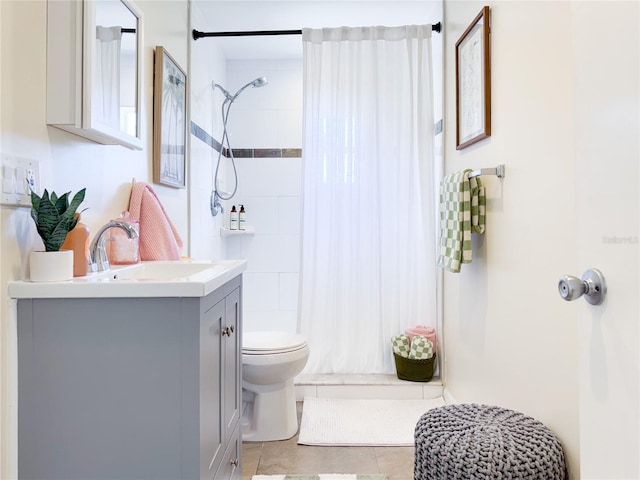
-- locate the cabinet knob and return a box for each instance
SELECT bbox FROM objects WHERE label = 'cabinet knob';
[222,325,235,337]
[230,458,239,467]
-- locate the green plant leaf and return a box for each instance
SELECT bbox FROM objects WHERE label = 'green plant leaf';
[47,220,75,251]
[68,189,85,216]
[30,189,41,213]
[54,192,70,216]
[29,188,86,252]
[35,195,61,240]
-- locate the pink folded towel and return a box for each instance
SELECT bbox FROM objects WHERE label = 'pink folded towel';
[128,182,183,261]
[405,325,437,352]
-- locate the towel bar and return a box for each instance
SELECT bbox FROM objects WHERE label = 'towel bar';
[469,164,505,178]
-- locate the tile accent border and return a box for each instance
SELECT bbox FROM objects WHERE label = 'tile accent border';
[190,121,302,159]
[190,121,223,153]
[191,119,440,155]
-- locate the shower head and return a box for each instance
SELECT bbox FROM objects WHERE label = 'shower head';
[230,76,268,102]
[212,76,268,103]
[250,77,268,88]
[212,81,233,101]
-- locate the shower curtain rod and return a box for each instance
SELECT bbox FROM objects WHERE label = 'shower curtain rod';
[192,22,441,40]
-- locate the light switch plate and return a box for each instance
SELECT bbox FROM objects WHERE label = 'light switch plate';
[1,154,40,207]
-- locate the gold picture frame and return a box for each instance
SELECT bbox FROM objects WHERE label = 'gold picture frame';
[455,6,491,150]
[153,46,187,188]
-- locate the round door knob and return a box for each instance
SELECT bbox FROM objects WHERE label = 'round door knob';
[558,275,585,301]
[558,268,606,305]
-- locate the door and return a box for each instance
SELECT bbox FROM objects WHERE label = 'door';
[571,2,639,478]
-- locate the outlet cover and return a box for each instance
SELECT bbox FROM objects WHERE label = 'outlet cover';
[0,154,40,207]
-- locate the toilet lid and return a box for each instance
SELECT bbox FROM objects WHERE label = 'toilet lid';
[243,331,307,354]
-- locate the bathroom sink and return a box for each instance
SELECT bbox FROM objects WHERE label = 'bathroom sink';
[105,261,216,280]
[8,260,247,299]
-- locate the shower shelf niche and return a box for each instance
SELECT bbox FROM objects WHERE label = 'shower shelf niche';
[221,226,255,237]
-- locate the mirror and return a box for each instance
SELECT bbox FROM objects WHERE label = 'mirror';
[93,0,139,137]
[46,0,143,150]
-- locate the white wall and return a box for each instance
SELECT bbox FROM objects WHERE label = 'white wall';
[189,1,227,261]
[442,1,579,476]
[0,1,189,476]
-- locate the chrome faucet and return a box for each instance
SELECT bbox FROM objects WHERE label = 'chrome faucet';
[89,220,139,272]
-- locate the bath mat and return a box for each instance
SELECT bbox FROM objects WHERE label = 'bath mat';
[252,476,387,480]
[298,397,446,446]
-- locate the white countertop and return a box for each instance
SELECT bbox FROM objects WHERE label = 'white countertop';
[8,260,247,299]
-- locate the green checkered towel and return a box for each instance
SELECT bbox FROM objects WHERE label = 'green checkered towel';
[408,335,434,360]
[391,334,411,358]
[437,169,486,273]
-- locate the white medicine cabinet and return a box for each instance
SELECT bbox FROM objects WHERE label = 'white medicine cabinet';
[46,0,144,150]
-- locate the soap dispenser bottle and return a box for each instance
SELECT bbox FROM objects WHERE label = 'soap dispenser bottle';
[239,205,246,230]
[61,213,90,277]
[230,205,238,230]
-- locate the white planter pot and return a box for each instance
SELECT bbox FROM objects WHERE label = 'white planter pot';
[29,250,74,282]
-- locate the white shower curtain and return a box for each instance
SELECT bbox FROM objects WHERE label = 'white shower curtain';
[299,25,438,374]
[94,26,122,128]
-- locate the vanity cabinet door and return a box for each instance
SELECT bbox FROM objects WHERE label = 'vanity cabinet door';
[200,299,225,479]
[214,427,241,480]
[222,287,241,445]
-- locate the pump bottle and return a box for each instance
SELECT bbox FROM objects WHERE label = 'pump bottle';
[61,213,90,277]
[230,205,238,230]
[239,205,246,230]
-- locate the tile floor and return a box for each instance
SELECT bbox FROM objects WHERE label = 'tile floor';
[242,403,414,480]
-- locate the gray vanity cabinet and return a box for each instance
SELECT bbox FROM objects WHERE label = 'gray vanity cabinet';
[202,284,242,479]
[17,275,242,480]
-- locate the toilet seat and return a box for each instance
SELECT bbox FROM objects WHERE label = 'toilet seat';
[243,331,307,355]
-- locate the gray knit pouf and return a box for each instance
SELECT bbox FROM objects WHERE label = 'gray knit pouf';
[414,404,566,480]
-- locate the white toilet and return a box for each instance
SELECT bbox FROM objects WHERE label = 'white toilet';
[241,331,309,442]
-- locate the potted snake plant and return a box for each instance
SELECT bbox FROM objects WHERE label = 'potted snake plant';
[29,188,86,281]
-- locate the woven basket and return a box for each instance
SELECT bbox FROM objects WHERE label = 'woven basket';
[394,353,436,382]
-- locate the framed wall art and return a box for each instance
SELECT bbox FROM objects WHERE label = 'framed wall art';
[455,6,491,150]
[153,46,187,188]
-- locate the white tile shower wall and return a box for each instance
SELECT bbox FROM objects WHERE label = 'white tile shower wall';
[278,197,301,235]
[243,273,280,311]
[228,109,279,148]
[240,234,300,273]
[279,273,299,311]
[223,60,303,334]
[235,157,302,198]
[226,60,303,149]
[238,196,279,234]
